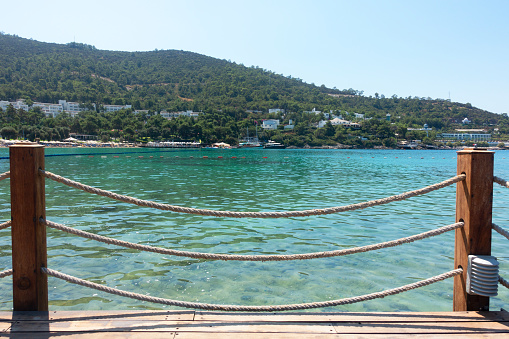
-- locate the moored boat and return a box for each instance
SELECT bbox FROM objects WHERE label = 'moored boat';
[263,140,286,149]
[397,140,419,149]
[239,126,262,148]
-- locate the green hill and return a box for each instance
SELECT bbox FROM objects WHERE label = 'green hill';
[0,33,329,113]
[0,33,507,146]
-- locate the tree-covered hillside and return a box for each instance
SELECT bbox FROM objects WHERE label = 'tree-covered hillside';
[0,33,508,147]
[0,33,334,113]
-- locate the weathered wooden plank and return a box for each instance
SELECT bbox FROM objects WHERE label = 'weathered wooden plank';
[172,320,509,334]
[0,322,11,332]
[454,149,494,311]
[331,321,509,334]
[9,320,180,332]
[4,310,506,323]
[174,334,345,339]
[9,144,48,312]
[2,311,509,337]
[2,333,508,339]
[173,334,509,339]
[0,310,194,321]
[195,311,509,322]
[8,320,335,334]
[2,310,508,322]
[0,332,176,338]
[10,319,508,334]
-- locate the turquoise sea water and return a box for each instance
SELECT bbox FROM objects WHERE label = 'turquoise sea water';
[0,147,508,312]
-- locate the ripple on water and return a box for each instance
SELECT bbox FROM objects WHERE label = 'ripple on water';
[0,148,508,311]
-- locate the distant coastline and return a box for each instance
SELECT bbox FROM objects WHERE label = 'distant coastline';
[1,139,506,151]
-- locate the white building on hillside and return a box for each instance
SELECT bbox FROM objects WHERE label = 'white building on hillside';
[160,111,182,119]
[262,119,280,130]
[103,104,132,112]
[304,108,322,115]
[440,133,491,141]
[317,120,328,128]
[181,110,200,118]
[160,110,200,119]
[59,100,85,117]
[0,100,29,111]
[330,118,361,128]
[269,108,285,114]
[32,102,64,118]
[330,118,349,126]
[284,119,295,130]
[134,110,149,115]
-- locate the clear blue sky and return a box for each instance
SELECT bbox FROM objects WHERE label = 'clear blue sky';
[1,0,508,114]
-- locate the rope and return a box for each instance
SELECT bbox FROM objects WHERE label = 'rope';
[43,219,463,261]
[0,171,9,181]
[492,223,509,242]
[500,275,509,290]
[41,170,465,218]
[494,176,509,189]
[0,221,11,231]
[0,269,13,279]
[42,267,462,311]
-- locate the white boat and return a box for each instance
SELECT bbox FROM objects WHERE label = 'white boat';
[263,140,286,149]
[239,138,262,148]
[397,140,419,149]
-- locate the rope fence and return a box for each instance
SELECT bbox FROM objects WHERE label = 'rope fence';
[0,221,11,231]
[500,275,509,290]
[41,170,466,218]
[494,176,509,189]
[42,267,462,312]
[43,219,464,261]
[493,179,509,293]
[493,223,509,242]
[1,146,505,313]
[0,269,13,279]
[0,171,9,181]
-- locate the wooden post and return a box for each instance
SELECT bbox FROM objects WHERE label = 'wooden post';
[9,144,48,311]
[454,148,494,311]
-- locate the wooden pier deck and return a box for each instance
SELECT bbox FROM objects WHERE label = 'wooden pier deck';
[1,310,508,338]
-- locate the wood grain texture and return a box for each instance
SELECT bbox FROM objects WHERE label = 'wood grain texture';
[173,334,509,339]
[0,310,195,321]
[195,310,509,322]
[1,310,507,338]
[9,144,47,311]
[454,149,494,311]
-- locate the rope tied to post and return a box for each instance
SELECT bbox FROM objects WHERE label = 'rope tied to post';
[0,221,11,231]
[41,170,466,218]
[43,219,464,261]
[500,275,509,290]
[492,223,509,242]
[41,267,462,311]
[0,269,13,279]
[494,176,509,189]
[0,171,9,181]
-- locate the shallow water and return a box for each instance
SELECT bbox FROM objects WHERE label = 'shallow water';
[0,147,508,311]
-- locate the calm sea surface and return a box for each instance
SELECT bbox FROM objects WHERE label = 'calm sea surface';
[0,147,508,312]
